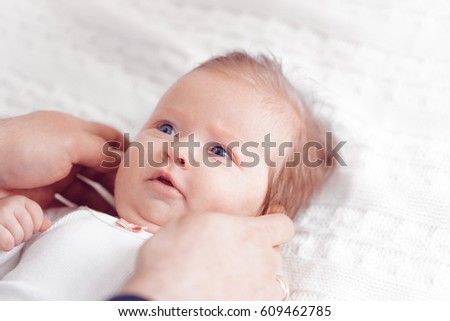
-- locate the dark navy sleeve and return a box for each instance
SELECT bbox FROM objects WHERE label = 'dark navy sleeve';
[109,294,149,301]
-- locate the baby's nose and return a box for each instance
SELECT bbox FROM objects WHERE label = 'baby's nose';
[176,155,186,167]
[168,134,201,168]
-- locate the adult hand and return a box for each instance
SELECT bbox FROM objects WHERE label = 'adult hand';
[0,111,125,214]
[121,212,294,300]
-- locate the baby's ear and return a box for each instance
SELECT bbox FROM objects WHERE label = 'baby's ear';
[266,203,287,215]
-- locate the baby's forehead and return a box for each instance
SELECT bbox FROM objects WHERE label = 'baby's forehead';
[152,68,295,136]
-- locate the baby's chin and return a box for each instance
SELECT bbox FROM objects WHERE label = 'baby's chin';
[115,204,163,234]
[141,221,161,234]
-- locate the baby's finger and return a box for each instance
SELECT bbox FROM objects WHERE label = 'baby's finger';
[0,225,15,251]
[14,208,34,241]
[39,216,52,232]
[84,121,125,148]
[1,218,24,246]
[23,198,46,233]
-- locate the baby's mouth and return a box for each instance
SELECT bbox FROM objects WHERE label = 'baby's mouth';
[148,171,184,198]
[157,176,174,187]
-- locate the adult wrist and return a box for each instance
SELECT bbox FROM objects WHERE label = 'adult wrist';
[0,117,11,190]
[120,275,160,301]
[109,294,149,301]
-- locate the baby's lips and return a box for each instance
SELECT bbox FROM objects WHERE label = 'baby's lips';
[39,216,52,232]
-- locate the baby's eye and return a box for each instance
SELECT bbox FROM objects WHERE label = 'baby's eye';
[158,123,177,136]
[209,145,232,160]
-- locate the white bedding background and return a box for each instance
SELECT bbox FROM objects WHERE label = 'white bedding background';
[1,0,449,300]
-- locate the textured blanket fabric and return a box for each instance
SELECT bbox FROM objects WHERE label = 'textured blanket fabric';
[0,0,449,300]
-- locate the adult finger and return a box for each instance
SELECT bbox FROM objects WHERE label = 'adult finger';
[70,133,123,173]
[250,214,295,246]
[272,275,290,301]
[273,246,283,272]
[15,165,82,209]
[84,121,126,149]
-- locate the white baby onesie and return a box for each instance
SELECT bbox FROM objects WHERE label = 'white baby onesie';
[0,207,151,300]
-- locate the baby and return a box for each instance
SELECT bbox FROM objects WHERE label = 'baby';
[0,52,332,299]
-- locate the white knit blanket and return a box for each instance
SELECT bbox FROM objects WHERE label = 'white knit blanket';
[1,0,449,300]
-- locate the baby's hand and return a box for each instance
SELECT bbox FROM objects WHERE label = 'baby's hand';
[0,195,52,251]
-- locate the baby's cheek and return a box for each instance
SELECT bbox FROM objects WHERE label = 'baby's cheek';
[134,136,168,167]
[243,168,270,214]
[114,167,135,213]
[215,174,267,217]
[113,186,129,217]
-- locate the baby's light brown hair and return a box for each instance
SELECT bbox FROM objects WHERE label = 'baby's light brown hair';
[196,51,334,219]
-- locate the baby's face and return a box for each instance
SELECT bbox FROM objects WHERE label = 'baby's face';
[115,70,287,232]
